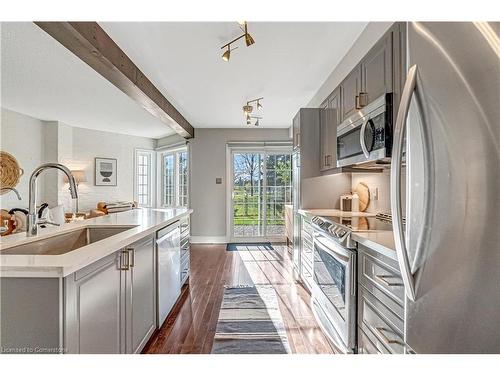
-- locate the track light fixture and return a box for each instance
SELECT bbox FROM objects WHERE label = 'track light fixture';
[242,97,264,126]
[244,97,263,113]
[221,21,256,61]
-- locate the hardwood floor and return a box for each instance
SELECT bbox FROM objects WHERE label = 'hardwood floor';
[143,243,333,354]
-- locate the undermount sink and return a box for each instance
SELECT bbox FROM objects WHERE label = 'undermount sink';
[1,226,137,255]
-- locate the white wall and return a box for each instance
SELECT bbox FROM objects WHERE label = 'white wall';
[0,108,46,209]
[189,128,291,242]
[1,108,156,213]
[59,126,156,211]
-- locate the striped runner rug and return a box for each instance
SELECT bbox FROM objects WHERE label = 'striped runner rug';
[211,286,291,354]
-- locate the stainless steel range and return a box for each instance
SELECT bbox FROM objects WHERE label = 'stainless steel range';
[310,213,394,353]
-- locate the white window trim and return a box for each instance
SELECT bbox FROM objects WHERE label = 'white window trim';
[134,148,156,208]
[157,146,189,208]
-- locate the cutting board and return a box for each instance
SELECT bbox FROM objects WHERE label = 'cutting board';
[355,182,370,212]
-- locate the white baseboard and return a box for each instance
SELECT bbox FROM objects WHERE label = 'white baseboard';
[190,236,227,244]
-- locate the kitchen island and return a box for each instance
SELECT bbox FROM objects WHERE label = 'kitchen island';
[0,207,192,354]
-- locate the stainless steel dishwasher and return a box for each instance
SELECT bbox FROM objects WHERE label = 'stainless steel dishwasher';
[156,222,181,328]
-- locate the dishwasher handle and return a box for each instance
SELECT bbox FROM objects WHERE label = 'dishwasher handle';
[156,223,180,245]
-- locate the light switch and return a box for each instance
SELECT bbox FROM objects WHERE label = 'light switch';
[216,177,222,184]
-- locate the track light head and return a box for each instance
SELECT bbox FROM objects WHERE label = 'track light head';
[255,119,260,126]
[222,46,231,61]
[243,105,253,116]
[257,101,263,110]
[245,33,255,47]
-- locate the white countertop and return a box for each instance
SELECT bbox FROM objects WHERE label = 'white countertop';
[351,231,396,259]
[0,207,192,278]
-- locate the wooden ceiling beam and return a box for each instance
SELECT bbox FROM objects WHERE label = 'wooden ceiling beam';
[35,22,194,138]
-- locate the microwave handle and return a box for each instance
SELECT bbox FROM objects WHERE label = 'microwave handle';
[359,117,371,158]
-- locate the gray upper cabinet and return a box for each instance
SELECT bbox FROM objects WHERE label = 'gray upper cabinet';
[340,65,362,119]
[125,236,156,354]
[65,251,125,354]
[292,113,300,150]
[361,33,393,106]
[320,88,341,172]
[292,108,321,179]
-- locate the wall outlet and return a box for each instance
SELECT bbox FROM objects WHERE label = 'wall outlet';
[216,177,222,184]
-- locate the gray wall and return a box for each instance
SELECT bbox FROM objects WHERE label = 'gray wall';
[188,128,290,241]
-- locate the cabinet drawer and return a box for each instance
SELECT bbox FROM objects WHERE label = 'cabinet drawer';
[181,237,190,249]
[359,293,405,354]
[301,226,313,241]
[359,249,404,307]
[358,325,385,354]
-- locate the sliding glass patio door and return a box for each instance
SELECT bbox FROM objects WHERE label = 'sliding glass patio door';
[230,150,292,241]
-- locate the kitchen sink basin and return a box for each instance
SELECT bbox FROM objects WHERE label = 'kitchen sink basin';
[1,226,137,255]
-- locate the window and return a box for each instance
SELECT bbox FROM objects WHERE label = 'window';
[159,147,189,207]
[134,149,154,207]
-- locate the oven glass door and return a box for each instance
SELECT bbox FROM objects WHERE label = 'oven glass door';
[313,236,350,321]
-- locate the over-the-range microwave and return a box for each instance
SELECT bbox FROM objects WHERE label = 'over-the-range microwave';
[336,93,393,168]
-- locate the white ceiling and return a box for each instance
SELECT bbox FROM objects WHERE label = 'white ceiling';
[1,22,177,139]
[1,22,367,138]
[100,22,368,128]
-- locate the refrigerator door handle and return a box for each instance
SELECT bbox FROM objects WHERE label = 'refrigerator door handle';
[390,64,419,302]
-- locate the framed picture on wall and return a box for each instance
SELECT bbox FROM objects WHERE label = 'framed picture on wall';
[95,157,117,186]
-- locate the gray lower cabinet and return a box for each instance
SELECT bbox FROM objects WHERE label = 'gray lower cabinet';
[357,243,409,354]
[300,215,314,291]
[125,236,156,353]
[180,216,190,285]
[65,235,156,354]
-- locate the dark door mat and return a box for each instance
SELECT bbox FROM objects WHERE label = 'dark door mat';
[226,242,273,252]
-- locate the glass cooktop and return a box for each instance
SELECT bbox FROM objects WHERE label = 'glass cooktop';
[319,215,394,232]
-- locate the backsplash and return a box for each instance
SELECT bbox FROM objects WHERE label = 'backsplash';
[302,173,351,209]
[351,170,391,214]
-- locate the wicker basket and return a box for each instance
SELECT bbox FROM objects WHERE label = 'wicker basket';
[0,151,24,194]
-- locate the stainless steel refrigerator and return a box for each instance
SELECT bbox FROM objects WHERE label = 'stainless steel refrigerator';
[390,22,500,353]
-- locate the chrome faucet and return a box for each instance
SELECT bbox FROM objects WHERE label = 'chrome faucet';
[27,163,78,236]
[0,187,22,200]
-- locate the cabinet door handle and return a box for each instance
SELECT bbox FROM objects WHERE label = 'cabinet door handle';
[375,274,403,286]
[297,133,301,147]
[374,327,405,346]
[127,247,135,268]
[119,250,130,270]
